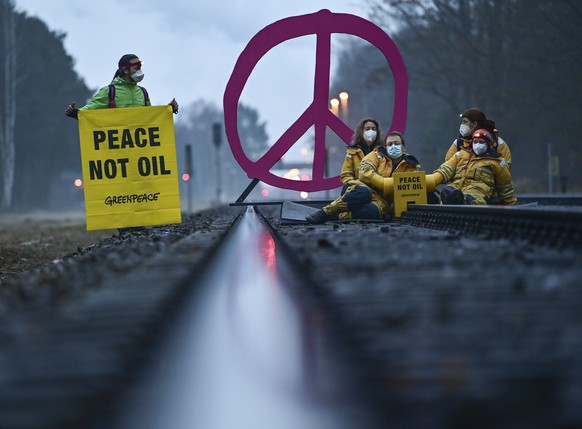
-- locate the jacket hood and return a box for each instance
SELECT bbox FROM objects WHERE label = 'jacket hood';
[403,154,420,166]
[474,148,501,159]
[112,76,137,86]
[349,142,376,156]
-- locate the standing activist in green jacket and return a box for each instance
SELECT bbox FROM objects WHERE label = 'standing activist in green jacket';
[64,54,179,236]
[64,53,178,118]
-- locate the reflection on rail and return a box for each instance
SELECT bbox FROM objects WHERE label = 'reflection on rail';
[116,206,376,429]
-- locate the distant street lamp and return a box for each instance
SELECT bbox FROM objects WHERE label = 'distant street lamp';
[330,98,339,116]
[339,91,349,123]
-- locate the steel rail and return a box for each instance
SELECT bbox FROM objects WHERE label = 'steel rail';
[114,206,380,429]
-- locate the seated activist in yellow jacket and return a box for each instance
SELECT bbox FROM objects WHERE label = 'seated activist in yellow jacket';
[305,118,384,224]
[358,131,421,217]
[446,108,512,169]
[430,128,516,205]
[339,118,384,183]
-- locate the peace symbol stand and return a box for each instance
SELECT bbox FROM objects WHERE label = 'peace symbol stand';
[233,178,260,204]
[223,9,409,224]
[230,177,330,224]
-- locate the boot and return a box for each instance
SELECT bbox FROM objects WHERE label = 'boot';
[306,198,348,224]
[306,209,332,224]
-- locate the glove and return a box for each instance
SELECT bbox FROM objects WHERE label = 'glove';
[425,172,444,192]
[65,103,78,119]
[169,98,179,114]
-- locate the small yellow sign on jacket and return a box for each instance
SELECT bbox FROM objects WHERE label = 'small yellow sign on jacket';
[393,171,427,217]
[78,106,181,230]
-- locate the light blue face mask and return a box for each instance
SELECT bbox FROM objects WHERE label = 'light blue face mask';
[387,144,403,159]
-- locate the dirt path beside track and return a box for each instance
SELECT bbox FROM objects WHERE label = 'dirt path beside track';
[0,212,115,282]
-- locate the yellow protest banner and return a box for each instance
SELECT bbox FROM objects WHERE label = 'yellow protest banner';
[393,171,427,217]
[78,106,181,230]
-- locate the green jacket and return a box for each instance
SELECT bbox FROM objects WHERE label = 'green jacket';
[79,77,151,110]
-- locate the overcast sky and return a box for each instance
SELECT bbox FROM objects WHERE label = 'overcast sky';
[14,0,365,143]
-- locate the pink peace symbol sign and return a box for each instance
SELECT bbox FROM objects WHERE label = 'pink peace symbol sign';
[224,9,408,192]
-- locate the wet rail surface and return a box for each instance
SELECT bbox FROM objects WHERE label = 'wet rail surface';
[0,211,239,429]
[111,206,381,429]
[1,203,582,428]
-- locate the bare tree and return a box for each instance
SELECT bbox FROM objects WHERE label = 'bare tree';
[0,0,16,209]
[362,0,582,191]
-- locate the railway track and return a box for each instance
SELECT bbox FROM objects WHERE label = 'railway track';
[399,203,582,248]
[112,206,382,429]
[0,201,581,428]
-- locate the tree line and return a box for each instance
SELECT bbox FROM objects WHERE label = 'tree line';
[0,0,269,212]
[0,0,91,211]
[330,0,582,193]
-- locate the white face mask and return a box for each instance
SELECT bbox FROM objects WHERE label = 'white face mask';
[459,124,472,137]
[363,129,377,142]
[131,69,145,82]
[472,142,488,155]
[387,144,403,159]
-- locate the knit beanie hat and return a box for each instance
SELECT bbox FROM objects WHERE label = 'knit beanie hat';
[472,128,495,147]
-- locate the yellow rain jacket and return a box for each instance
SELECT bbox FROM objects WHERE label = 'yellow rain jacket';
[358,147,421,216]
[340,143,377,184]
[435,150,516,205]
[445,135,512,168]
